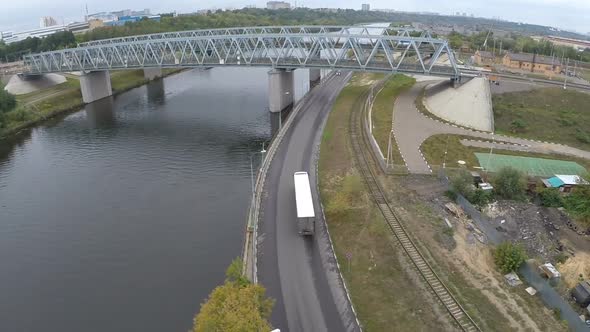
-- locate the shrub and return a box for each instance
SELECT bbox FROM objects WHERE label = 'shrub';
[451,171,475,198]
[325,175,362,218]
[493,242,527,274]
[510,119,527,133]
[5,108,32,123]
[537,187,563,207]
[469,188,493,207]
[564,184,590,225]
[444,190,458,201]
[0,87,16,113]
[492,167,527,200]
[575,131,590,144]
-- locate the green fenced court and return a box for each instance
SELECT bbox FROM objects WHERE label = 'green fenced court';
[474,153,587,177]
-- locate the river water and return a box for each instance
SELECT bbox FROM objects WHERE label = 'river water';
[0,67,307,332]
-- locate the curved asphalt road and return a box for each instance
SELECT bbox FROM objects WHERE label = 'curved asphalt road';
[257,72,360,332]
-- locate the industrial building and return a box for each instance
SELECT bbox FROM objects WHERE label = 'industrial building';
[39,16,58,28]
[544,35,590,51]
[104,15,161,27]
[266,1,291,10]
[362,4,370,11]
[474,50,495,66]
[1,21,91,44]
[502,52,562,75]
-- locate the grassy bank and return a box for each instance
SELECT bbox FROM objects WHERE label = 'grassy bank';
[0,69,181,138]
[371,74,414,166]
[421,134,590,172]
[492,87,590,151]
[319,73,454,331]
[321,74,565,331]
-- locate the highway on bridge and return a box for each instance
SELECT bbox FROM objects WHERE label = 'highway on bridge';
[257,72,360,332]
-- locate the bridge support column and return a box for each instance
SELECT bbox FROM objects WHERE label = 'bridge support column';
[268,68,293,113]
[309,68,321,86]
[144,68,163,80]
[80,71,112,103]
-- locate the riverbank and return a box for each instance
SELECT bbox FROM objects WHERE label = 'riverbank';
[0,68,183,140]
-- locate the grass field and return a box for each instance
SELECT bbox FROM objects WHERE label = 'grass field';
[421,134,590,174]
[492,87,590,151]
[319,73,451,330]
[371,74,415,166]
[475,153,587,177]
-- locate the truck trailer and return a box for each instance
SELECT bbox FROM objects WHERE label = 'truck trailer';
[293,171,315,235]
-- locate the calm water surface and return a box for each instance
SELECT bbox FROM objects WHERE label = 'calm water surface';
[0,67,292,331]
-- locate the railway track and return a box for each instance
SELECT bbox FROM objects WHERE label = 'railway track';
[348,88,481,332]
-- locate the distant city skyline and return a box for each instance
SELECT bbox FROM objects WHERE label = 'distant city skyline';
[1,0,589,35]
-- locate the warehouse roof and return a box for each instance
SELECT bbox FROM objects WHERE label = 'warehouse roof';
[505,52,561,66]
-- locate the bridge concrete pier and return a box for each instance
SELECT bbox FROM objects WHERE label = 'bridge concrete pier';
[268,68,293,113]
[309,68,321,86]
[144,68,162,80]
[80,71,112,103]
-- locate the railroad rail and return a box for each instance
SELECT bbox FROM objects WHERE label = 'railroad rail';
[348,82,481,332]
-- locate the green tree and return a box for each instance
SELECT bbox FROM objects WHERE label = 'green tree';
[193,258,274,332]
[470,188,493,207]
[493,242,527,273]
[451,170,475,198]
[0,86,16,113]
[448,32,464,50]
[492,167,527,200]
[537,187,563,207]
[564,183,590,225]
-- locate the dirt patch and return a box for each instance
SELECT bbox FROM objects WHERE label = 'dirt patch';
[484,201,562,262]
[389,175,567,331]
[483,200,590,269]
[557,251,590,289]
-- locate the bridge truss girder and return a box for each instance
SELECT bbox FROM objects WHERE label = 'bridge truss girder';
[23,26,459,78]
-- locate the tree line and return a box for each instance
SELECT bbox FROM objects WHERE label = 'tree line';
[1,8,589,63]
[0,85,17,129]
[448,30,590,62]
[0,31,76,62]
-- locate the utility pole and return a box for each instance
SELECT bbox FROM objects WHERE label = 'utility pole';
[493,38,496,57]
[563,58,570,90]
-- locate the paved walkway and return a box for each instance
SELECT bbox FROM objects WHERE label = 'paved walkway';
[392,83,590,174]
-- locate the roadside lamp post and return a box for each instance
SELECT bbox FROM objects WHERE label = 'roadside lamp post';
[249,143,268,196]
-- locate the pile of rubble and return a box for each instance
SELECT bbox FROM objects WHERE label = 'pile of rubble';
[483,201,571,262]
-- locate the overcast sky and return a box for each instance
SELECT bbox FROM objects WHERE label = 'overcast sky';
[1,0,589,35]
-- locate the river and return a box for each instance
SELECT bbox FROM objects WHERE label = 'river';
[0,67,308,332]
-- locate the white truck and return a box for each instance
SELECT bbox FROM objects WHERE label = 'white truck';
[294,171,315,235]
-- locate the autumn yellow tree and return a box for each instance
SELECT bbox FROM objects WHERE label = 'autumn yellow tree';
[192,258,274,332]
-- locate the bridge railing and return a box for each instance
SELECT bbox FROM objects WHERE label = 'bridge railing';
[77,25,420,47]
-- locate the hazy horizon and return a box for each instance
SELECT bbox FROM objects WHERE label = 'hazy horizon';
[1,0,589,36]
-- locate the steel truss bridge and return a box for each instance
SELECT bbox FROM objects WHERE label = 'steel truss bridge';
[23,26,460,79]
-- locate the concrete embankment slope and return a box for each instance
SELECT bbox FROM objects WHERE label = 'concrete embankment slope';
[4,74,67,95]
[425,77,494,132]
